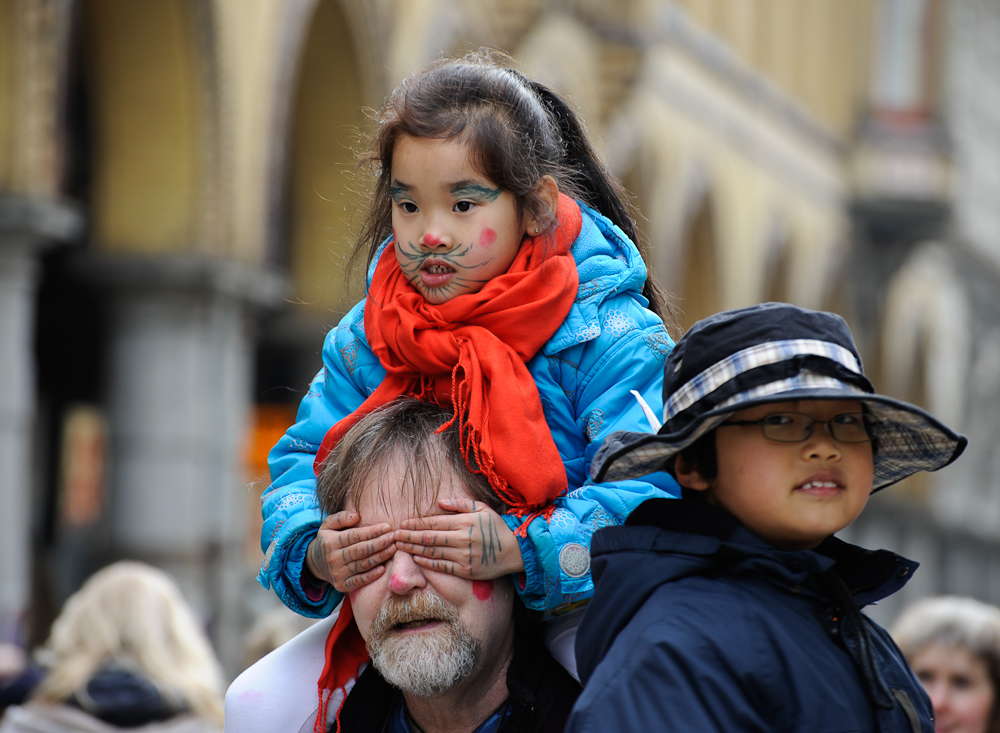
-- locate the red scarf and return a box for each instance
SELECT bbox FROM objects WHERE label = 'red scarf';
[314,193,581,516]
[312,194,582,731]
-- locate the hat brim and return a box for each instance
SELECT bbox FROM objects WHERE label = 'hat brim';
[592,388,967,492]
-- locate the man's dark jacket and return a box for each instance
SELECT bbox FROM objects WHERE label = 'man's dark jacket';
[566,498,934,733]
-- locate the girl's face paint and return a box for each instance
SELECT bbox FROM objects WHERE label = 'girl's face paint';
[472,579,494,601]
[389,135,528,304]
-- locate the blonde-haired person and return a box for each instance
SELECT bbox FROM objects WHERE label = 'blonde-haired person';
[893,596,1000,733]
[0,561,224,732]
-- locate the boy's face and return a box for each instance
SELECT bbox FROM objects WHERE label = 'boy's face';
[683,399,874,550]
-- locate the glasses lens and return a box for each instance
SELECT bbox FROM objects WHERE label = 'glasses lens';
[829,413,873,443]
[760,413,809,442]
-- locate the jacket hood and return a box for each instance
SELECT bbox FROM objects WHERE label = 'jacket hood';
[68,664,182,728]
[576,497,917,683]
[0,703,219,733]
[543,202,648,354]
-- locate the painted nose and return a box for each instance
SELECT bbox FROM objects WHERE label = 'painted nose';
[419,230,451,249]
[387,549,428,596]
[418,214,452,249]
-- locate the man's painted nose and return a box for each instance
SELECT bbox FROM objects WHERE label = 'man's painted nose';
[388,550,427,595]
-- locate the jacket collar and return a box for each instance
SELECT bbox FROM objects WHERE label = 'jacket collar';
[614,495,917,607]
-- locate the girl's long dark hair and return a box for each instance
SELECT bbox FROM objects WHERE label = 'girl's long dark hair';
[351,48,669,318]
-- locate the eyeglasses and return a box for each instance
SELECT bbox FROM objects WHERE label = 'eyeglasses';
[717,412,875,444]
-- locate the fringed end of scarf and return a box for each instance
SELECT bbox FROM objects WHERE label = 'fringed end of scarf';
[442,356,558,537]
[443,359,516,506]
[313,688,332,733]
[510,504,556,537]
[313,599,368,733]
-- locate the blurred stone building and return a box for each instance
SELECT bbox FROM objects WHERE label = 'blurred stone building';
[1,0,997,675]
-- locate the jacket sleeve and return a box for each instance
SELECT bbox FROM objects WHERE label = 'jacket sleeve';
[257,301,386,617]
[503,297,681,611]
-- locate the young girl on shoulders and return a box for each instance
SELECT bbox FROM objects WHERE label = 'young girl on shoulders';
[257,49,680,656]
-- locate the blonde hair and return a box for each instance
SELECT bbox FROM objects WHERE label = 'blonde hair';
[892,595,1000,733]
[893,595,1000,662]
[31,561,225,727]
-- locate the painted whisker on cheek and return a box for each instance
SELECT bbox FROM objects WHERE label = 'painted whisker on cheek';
[457,257,497,270]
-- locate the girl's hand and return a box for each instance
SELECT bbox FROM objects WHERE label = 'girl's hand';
[305,511,397,593]
[395,498,525,579]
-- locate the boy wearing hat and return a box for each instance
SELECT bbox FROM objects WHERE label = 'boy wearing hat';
[566,303,967,733]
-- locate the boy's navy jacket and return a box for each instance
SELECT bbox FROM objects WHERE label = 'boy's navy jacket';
[567,498,934,733]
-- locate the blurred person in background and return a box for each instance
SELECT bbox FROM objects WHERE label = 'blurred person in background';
[241,606,317,671]
[893,596,1000,733]
[0,644,43,720]
[0,561,224,732]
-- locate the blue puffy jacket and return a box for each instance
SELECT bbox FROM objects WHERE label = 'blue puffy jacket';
[567,498,934,732]
[257,202,681,617]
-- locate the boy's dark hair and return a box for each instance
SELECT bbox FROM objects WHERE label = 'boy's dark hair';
[671,432,718,485]
[352,48,669,319]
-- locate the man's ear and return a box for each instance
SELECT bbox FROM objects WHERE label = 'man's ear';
[526,175,559,234]
[673,453,712,492]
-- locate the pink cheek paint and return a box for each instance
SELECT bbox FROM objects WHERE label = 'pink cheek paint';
[479,227,497,247]
[472,580,494,601]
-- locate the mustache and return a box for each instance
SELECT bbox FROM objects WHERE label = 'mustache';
[369,591,460,641]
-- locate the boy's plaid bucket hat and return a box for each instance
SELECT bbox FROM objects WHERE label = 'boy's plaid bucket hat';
[592,302,967,491]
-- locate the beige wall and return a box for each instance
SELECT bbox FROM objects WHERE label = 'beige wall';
[676,0,875,138]
[82,0,205,253]
[0,0,874,320]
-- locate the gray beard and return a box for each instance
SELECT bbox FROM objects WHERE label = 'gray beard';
[366,591,480,698]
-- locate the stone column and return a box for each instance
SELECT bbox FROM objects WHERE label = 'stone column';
[0,195,81,644]
[88,255,286,675]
